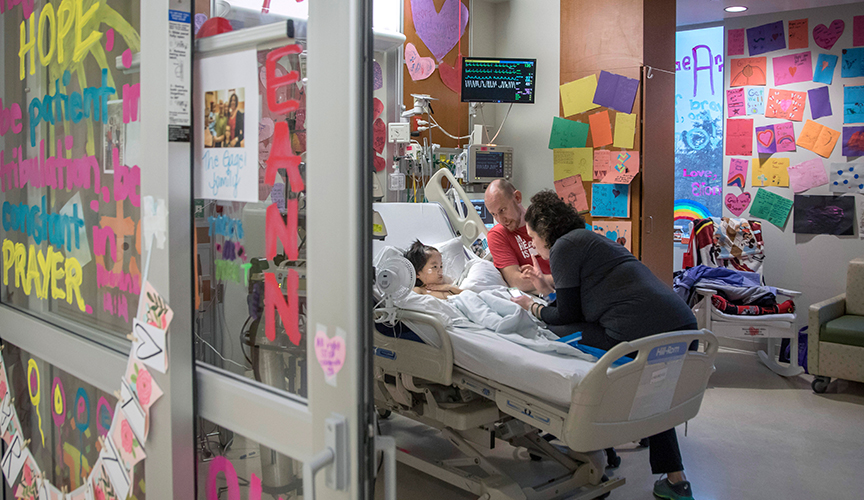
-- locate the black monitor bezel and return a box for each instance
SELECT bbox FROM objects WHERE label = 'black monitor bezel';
[460,57,537,104]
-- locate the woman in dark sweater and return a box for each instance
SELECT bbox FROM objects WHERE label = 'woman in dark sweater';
[511,191,698,500]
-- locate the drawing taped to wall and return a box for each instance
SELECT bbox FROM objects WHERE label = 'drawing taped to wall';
[793,194,855,235]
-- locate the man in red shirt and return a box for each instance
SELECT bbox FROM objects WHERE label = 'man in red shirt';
[484,180,555,292]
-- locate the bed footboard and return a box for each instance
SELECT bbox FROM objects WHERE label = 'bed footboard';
[563,329,718,452]
[373,309,454,386]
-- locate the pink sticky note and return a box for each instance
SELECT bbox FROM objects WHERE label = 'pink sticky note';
[788,158,828,193]
[773,51,813,85]
[855,16,864,47]
[727,158,748,188]
[727,88,745,117]
[725,192,752,217]
[774,122,796,152]
[315,329,346,383]
[728,28,745,56]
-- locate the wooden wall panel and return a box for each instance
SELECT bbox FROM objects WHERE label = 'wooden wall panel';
[403,0,471,148]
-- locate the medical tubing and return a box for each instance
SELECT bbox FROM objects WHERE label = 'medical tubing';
[489,103,514,143]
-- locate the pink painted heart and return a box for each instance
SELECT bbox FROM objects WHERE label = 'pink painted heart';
[373,154,386,172]
[258,117,275,142]
[410,0,469,61]
[725,192,752,217]
[373,98,384,120]
[314,330,346,379]
[813,20,844,50]
[373,118,386,154]
[780,99,792,113]
[405,42,435,81]
[438,54,462,94]
[757,129,774,147]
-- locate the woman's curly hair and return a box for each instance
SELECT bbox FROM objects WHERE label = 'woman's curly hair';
[524,190,586,250]
[404,240,437,286]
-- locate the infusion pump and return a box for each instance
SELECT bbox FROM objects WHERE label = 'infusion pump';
[467,144,513,184]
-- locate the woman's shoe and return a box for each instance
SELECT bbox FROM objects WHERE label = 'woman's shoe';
[653,478,694,500]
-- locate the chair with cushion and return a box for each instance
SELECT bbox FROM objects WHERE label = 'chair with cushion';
[808,257,864,393]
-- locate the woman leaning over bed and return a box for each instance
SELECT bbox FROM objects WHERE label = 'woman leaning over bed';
[510,190,699,500]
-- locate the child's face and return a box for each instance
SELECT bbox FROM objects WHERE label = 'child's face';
[418,251,444,285]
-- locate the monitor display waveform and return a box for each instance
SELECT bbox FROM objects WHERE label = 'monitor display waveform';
[461,57,536,104]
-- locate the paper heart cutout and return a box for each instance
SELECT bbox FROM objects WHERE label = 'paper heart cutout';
[373,98,384,120]
[813,20,844,50]
[780,99,792,112]
[822,60,830,71]
[757,129,775,147]
[373,154,386,172]
[410,0,469,61]
[438,54,462,94]
[612,188,621,198]
[373,118,386,154]
[258,117,275,143]
[725,192,752,217]
[405,42,435,81]
[788,66,797,77]
[314,330,346,379]
[373,61,383,91]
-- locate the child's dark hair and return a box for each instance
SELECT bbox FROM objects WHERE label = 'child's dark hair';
[524,190,587,250]
[404,240,437,286]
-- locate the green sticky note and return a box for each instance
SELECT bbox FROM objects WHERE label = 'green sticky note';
[749,188,793,228]
[548,117,589,149]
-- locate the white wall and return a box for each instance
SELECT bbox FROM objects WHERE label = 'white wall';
[724,5,864,331]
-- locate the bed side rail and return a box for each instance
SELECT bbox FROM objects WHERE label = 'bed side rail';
[563,329,718,452]
[373,309,455,386]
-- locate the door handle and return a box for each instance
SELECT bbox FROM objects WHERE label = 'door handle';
[646,215,654,234]
[304,414,348,500]
[303,448,335,500]
[375,436,397,500]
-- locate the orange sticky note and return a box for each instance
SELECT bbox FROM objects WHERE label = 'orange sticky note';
[588,110,613,147]
[796,119,840,158]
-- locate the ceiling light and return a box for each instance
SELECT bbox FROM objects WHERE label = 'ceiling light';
[725,6,748,13]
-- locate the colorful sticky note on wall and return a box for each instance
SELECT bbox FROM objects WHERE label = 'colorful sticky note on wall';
[727,88,746,117]
[808,86,833,120]
[588,110,613,147]
[727,158,749,188]
[747,21,786,56]
[841,48,864,78]
[730,57,767,87]
[844,85,864,124]
[775,122,797,152]
[593,70,640,114]
[554,175,589,212]
[842,126,864,156]
[765,88,806,121]
[728,28,746,56]
[755,124,777,154]
[748,188,793,228]
[788,158,829,193]
[746,87,765,115]
[591,183,630,218]
[813,53,838,85]
[855,15,864,47]
[788,19,809,49]
[725,118,754,156]
[553,147,593,181]
[593,149,612,180]
[613,113,637,149]
[602,151,639,184]
[560,74,600,117]
[772,51,813,85]
[548,117,589,149]
[829,163,864,193]
[797,119,840,158]
[592,221,632,253]
[752,157,791,187]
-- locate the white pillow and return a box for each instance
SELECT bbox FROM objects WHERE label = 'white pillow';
[431,237,471,285]
[459,259,508,292]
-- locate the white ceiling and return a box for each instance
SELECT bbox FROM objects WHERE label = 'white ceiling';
[677,0,864,27]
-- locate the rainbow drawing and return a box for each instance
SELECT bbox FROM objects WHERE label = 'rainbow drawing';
[674,199,712,222]
[727,173,745,188]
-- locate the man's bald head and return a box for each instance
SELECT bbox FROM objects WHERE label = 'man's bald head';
[486,179,517,200]
[484,180,525,232]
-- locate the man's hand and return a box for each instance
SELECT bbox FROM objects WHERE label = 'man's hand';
[521,255,555,296]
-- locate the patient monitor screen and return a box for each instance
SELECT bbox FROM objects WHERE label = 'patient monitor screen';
[461,57,536,103]
[474,152,505,179]
[458,200,495,229]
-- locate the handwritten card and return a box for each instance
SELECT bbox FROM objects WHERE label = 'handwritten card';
[591,183,630,218]
[602,151,639,184]
[788,19,809,49]
[775,122,797,152]
[797,119,840,158]
[560,74,600,117]
[548,117,589,149]
[755,125,776,154]
[593,150,612,180]
[727,88,746,117]
[727,158,749,188]
[829,163,864,193]
[591,221,632,252]
[554,175,589,212]
[132,319,168,374]
[315,327,346,385]
[855,15,864,47]
[725,192,752,217]
[613,113,637,149]
[809,86,833,120]
[841,47,864,78]
[728,28,746,56]
[813,53,838,85]
[749,188,793,228]
[844,85,864,124]
[725,118,753,156]
[730,57,767,87]
[746,87,765,115]
[1,433,27,488]
[593,70,640,114]
[772,51,813,85]
[588,110,613,147]
[842,126,864,156]
[765,88,806,121]
[752,157,790,187]
[747,21,786,56]
[553,148,593,181]
[788,158,829,193]
[814,20,845,50]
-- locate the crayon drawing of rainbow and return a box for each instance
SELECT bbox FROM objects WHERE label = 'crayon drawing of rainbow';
[674,199,711,222]
[727,172,745,188]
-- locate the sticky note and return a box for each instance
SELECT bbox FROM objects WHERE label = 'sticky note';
[844,85,864,124]
[749,188,793,228]
[752,157,790,187]
[813,53,838,85]
[725,118,753,156]
[593,70,640,114]
[842,48,864,78]
[553,148,593,181]
[560,74,600,117]
[548,117,589,149]
[797,119,840,158]
[808,86,832,120]
[613,113,637,149]
[788,158,829,193]
[589,110,613,147]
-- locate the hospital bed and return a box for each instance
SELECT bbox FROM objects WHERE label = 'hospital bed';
[372,201,718,500]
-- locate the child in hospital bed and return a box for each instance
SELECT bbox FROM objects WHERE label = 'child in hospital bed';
[405,240,464,300]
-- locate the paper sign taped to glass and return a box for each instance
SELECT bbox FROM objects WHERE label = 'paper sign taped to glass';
[629,342,688,421]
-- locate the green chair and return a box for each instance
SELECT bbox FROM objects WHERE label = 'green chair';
[808,257,864,393]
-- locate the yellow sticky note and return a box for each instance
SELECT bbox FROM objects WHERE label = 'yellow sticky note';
[553,148,593,181]
[752,157,790,187]
[560,75,600,117]
[613,113,637,149]
[796,119,840,158]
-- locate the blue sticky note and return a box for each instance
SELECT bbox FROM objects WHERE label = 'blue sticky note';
[808,86,833,120]
[593,71,640,114]
[590,183,629,218]
[747,21,786,56]
[813,54,838,84]
[844,85,864,124]
[548,117,589,149]
[841,48,864,78]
